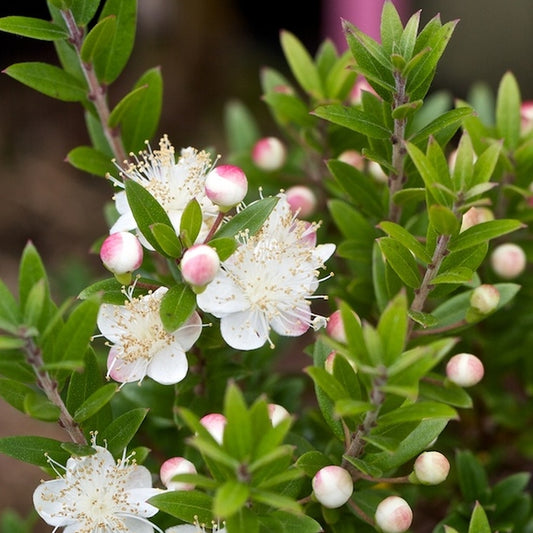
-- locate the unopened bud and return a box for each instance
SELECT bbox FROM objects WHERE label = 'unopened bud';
[490,243,527,279]
[375,496,413,533]
[521,101,533,134]
[199,413,227,445]
[285,186,317,218]
[205,165,248,211]
[100,231,143,284]
[470,284,500,314]
[460,207,494,232]
[268,403,290,427]
[160,457,197,490]
[326,309,360,344]
[338,149,365,170]
[446,353,484,387]
[252,137,287,171]
[180,244,220,291]
[412,451,450,485]
[368,161,388,183]
[312,465,354,509]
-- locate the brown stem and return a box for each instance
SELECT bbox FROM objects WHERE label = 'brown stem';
[411,319,468,338]
[347,498,375,527]
[23,334,87,445]
[60,9,127,164]
[202,211,226,244]
[388,71,409,223]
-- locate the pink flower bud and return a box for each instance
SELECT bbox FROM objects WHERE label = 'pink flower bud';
[446,353,484,387]
[521,101,533,133]
[180,244,220,290]
[100,231,143,278]
[268,403,290,427]
[413,451,450,485]
[326,309,361,344]
[160,457,197,490]
[490,243,527,279]
[285,186,317,218]
[252,137,287,171]
[470,284,500,314]
[338,149,365,170]
[312,466,354,509]
[205,165,248,211]
[460,207,494,232]
[324,351,337,374]
[375,496,413,533]
[200,413,227,444]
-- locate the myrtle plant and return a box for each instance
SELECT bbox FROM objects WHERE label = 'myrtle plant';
[0,1,532,532]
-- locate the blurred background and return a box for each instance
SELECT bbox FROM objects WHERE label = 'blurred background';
[1,0,533,526]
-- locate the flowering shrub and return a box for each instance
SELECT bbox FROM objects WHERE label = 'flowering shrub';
[0,1,532,532]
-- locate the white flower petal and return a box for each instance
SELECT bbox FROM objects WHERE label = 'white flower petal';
[172,311,202,351]
[111,211,137,234]
[126,487,162,517]
[315,243,336,263]
[122,517,156,533]
[126,464,154,489]
[196,273,249,316]
[270,302,311,337]
[147,345,189,385]
[108,350,148,384]
[97,304,131,342]
[220,310,269,350]
[33,479,74,527]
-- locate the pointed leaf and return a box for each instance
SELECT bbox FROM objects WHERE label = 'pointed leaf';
[377,291,408,365]
[378,237,421,288]
[80,15,116,65]
[0,436,69,467]
[67,146,116,177]
[108,84,147,128]
[496,71,521,151]
[149,490,214,525]
[149,223,182,258]
[159,283,196,332]
[99,407,148,457]
[180,198,203,246]
[378,221,432,264]
[214,480,250,518]
[73,383,118,423]
[468,502,491,533]
[0,16,68,40]
[448,219,525,252]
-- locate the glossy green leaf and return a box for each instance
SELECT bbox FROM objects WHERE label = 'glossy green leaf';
[18,242,49,316]
[380,0,403,56]
[262,92,316,128]
[22,279,46,329]
[208,238,238,261]
[470,141,502,187]
[0,379,36,413]
[431,267,473,285]
[214,196,278,240]
[180,198,203,247]
[149,490,213,525]
[456,449,489,503]
[4,62,87,102]
[214,480,250,518]
[67,146,116,177]
[378,221,432,264]
[0,435,69,467]
[121,67,163,153]
[468,502,491,533]
[448,219,525,252]
[80,15,116,65]
[71,0,101,26]
[496,71,521,151]
[452,132,475,190]
[0,16,68,40]
[313,104,391,139]
[377,290,408,365]
[419,379,472,408]
[340,301,371,368]
[409,107,473,147]
[0,336,24,350]
[280,30,323,98]
[334,399,373,418]
[0,279,21,332]
[99,408,148,458]
[305,366,349,402]
[159,283,196,332]
[223,383,252,461]
[378,237,421,288]
[149,222,182,258]
[429,205,459,235]
[78,277,162,305]
[124,179,173,254]
[251,488,301,513]
[377,401,457,427]
[94,0,136,84]
[108,84,147,128]
[258,511,323,533]
[392,99,423,120]
[73,383,118,423]
[52,296,100,365]
[399,10,421,60]
[23,391,61,421]
[295,451,331,477]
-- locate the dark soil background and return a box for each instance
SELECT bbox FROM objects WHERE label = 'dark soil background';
[2,0,533,529]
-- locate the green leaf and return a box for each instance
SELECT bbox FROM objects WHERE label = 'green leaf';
[23,391,61,421]
[0,16,68,40]
[94,0,136,84]
[208,238,238,261]
[409,108,473,146]
[496,71,521,151]
[313,104,391,139]
[468,502,491,533]
[0,436,69,467]
[0,279,21,332]
[60,443,97,457]
[159,283,196,332]
[392,99,423,120]
[18,241,49,315]
[108,84,147,129]
[71,0,101,26]
[399,10,421,60]
[251,488,301,513]
[456,450,489,503]
[380,0,403,55]
[225,508,260,533]
[428,204,459,235]
[295,451,331,477]
[67,146,116,177]
[121,67,163,153]
[0,379,36,412]
[214,480,250,519]
[80,15,116,65]
[52,296,100,365]
[378,221,432,264]
[305,366,349,402]
[4,62,87,102]
[378,237,421,288]
[471,141,502,187]
[377,291,407,365]
[22,279,46,329]
[124,179,174,254]
[180,198,203,246]
[223,383,252,461]
[448,219,525,252]
[419,378,472,408]
[224,99,260,153]
[214,196,279,240]
[149,490,214,525]
[262,92,316,128]
[431,267,473,285]
[149,223,182,258]
[259,511,323,533]
[73,383,118,423]
[280,30,323,99]
[377,401,457,427]
[99,408,148,457]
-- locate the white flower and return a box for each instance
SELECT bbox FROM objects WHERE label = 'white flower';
[110,136,219,249]
[196,194,335,350]
[33,445,161,533]
[97,286,202,385]
[166,519,226,533]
